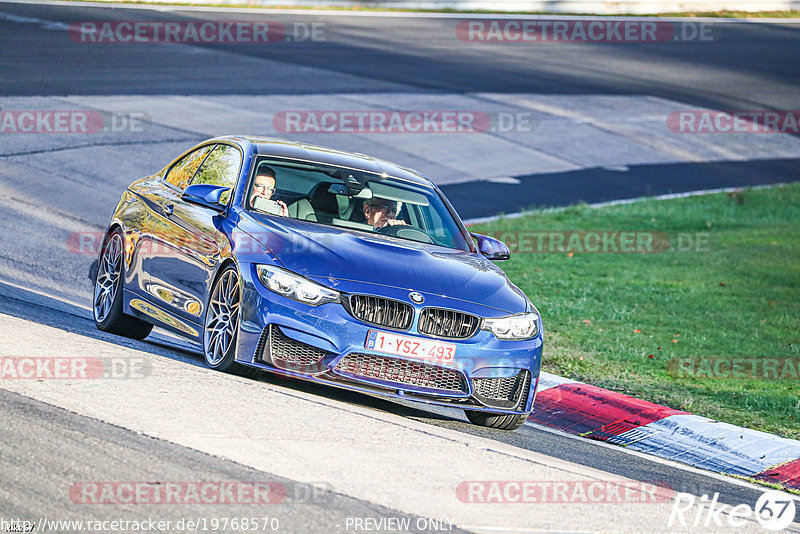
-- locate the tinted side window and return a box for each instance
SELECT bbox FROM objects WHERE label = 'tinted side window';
[191,144,241,204]
[164,145,214,190]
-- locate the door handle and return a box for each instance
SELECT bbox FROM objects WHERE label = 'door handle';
[162,204,174,217]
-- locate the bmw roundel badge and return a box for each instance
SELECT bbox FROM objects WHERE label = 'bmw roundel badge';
[409,292,424,304]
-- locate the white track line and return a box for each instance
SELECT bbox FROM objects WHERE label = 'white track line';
[2,0,800,22]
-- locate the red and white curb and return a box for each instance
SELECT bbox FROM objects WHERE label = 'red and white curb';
[530,372,800,491]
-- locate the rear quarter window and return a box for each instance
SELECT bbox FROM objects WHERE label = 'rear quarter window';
[164,144,214,190]
[191,144,242,204]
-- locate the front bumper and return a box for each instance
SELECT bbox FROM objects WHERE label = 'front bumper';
[234,263,542,414]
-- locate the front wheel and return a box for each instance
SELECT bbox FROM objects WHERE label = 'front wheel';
[203,265,243,373]
[93,229,153,340]
[464,410,529,431]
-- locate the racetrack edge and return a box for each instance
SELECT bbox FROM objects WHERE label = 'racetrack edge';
[532,371,800,493]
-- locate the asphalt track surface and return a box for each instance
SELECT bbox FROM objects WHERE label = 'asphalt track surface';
[1,1,799,216]
[1,365,457,534]
[0,285,782,532]
[1,2,800,532]
[0,2,798,112]
[446,157,800,219]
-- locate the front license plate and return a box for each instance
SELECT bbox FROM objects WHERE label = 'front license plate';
[365,330,456,364]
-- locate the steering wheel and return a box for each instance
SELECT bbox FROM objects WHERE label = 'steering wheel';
[376,224,434,244]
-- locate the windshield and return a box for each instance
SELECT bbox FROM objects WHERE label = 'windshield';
[246,157,471,252]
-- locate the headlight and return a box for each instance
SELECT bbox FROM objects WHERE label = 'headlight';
[256,265,340,306]
[483,312,539,340]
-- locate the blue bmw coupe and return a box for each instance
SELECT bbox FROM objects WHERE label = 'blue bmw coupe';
[93,136,542,430]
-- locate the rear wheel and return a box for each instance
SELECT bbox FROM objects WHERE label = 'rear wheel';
[464,410,529,431]
[93,229,153,340]
[203,265,243,373]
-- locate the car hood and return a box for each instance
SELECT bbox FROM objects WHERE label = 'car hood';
[238,214,528,314]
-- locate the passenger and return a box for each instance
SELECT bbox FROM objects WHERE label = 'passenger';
[250,167,288,217]
[363,197,407,229]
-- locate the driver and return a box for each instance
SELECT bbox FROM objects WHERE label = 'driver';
[250,166,288,217]
[363,197,407,230]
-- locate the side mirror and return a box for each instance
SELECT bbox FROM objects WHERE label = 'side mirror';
[181,184,229,213]
[471,233,510,261]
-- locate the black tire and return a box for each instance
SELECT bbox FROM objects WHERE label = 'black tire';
[93,229,153,340]
[203,265,244,373]
[464,410,529,431]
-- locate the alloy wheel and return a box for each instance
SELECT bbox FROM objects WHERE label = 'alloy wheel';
[93,232,123,323]
[204,269,240,366]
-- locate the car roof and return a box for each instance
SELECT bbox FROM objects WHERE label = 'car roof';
[219,135,433,187]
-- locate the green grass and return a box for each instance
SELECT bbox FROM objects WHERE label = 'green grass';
[470,184,800,439]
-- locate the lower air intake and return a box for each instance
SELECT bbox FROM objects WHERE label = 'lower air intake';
[471,370,531,409]
[334,353,467,394]
[258,325,328,372]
